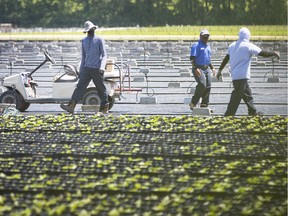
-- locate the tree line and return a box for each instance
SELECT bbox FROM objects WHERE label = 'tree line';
[0,0,286,28]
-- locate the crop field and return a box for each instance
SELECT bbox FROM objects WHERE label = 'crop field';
[0,26,287,215]
[0,114,287,215]
[0,25,286,41]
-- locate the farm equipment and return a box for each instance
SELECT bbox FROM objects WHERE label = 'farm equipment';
[0,50,141,112]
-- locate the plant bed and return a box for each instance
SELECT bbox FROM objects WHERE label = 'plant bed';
[0,114,287,215]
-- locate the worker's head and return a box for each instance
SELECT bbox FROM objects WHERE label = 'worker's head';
[200,29,210,44]
[238,27,251,41]
[83,21,98,36]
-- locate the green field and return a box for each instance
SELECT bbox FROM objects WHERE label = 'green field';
[0,114,287,215]
[0,25,287,41]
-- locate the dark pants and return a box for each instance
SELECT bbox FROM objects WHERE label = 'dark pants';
[71,67,108,106]
[191,67,212,106]
[224,79,257,116]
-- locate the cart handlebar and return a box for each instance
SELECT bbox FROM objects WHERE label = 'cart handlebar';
[28,50,56,78]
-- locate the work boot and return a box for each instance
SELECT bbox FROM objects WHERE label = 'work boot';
[99,103,109,114]
[189,103,195,111]
[60,100,76,114]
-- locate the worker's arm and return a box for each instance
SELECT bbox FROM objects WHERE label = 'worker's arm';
[258,50,280,59]
[216,54,230,80]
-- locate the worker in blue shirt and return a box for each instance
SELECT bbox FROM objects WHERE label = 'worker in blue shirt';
[189,29,216,111]
[60,21,109,114]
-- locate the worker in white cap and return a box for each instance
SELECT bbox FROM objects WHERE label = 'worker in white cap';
[189,29,216,111]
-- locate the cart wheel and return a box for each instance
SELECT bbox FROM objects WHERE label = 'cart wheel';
[19,100,30,112]
[82,89,114,110]
[82,90,101,105]
[14,91,30,112]
[0,90,30,112]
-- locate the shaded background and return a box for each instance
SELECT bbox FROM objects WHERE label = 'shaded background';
[0,0,287,28]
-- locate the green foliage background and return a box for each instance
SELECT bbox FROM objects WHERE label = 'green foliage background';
[0,0,287,28]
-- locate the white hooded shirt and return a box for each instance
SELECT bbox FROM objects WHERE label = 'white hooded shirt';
[228,27,262,80]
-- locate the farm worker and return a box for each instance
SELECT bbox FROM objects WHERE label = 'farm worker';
[60,21,109,114]
[217,27,280,116]
[189,29,216,111]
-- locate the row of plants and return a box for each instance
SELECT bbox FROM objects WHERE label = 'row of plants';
[0,114,287,215]
[0,133,286,158]
[0,114,286,134]
[1,171,285,194]
[0,156,286,180]
[1,191,285,216]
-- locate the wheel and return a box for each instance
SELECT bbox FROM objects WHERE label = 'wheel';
[82,89,115,110]
[44,50,56,64]
[14,92,30,112]
[19,100,30,112]
[0,90,30,112]
[0,90,20,111]
[82,90,101,105]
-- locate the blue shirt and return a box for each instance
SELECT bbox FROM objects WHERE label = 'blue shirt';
[80,35,107,72]
[190,40,212,66]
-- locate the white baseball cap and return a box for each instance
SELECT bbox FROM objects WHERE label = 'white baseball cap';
[83,21,98,33]
[200,29,210,36]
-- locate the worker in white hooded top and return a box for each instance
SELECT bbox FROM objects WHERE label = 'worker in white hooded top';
[217,27,280,116]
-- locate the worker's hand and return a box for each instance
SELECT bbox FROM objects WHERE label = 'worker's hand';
[99,69,105,74]
[216,70,222,80]
[274,51,280,60]
[195,68,201,77]
[212,68,216,76]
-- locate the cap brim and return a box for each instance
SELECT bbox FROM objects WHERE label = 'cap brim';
[83,26,97,33]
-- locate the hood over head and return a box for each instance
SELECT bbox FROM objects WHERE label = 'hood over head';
[238,27,251,41]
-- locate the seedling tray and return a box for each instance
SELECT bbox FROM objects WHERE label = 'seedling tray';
[0,114,286,215]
